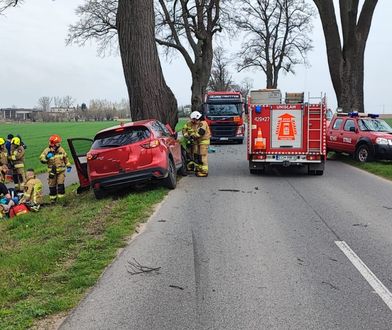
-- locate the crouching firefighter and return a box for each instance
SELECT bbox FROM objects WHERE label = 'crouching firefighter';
[39,135,72,202]
[19,169,43,211]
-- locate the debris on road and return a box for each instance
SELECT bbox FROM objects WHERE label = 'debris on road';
[321,281,340,290]
[127,258,161,275]
[169,285,184,290]
[352,223,368,228]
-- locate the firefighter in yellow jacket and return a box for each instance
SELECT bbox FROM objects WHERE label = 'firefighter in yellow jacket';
[0,138,9,184]
[8,136,26,192]
[183,111,211,177]
[39,134,72,202]
[20,169,43,211]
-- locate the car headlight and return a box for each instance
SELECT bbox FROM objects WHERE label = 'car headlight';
[376,137,388,145]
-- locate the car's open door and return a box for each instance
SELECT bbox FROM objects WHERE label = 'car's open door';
[67,138,93,193]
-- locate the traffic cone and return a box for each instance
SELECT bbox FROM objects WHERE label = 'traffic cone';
[254,128,266,149]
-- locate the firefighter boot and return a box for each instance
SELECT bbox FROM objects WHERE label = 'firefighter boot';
[57,184,65,199]
[49,186,57,203]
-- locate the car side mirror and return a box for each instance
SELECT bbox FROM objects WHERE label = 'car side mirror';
[349,126,356,133]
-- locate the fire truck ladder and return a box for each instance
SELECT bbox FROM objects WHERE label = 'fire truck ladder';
[307,93,324,153]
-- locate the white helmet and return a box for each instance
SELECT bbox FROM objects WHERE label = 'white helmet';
[190,111,202,120]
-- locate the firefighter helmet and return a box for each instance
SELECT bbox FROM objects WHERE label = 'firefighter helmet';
[190,111,202,120]
[0,138,5,145]
[11,137,21,146]
[49,134,62,145]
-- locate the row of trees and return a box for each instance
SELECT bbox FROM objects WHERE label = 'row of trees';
[37,96,77,112]
[34,98,130,122]
[1,0,379,125]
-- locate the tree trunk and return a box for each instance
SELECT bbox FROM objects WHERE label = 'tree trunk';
[190,40,214,112]
[117,0,178,128]
[313,0,378,113]
[340,47,364,112]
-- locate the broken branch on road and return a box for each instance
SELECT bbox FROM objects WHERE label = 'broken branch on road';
[127,258,161,275]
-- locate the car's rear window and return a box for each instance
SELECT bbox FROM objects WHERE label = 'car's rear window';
[92,126,151,149]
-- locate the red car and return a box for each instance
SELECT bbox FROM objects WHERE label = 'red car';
[327,112,392,162]
[68,119,186,198]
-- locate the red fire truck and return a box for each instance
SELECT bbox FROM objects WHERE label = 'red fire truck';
[203,91,245,143]
[247,90,327,175]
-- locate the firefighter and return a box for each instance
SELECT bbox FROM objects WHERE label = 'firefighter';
[181,113,200,172]
[8,136,26,192]
[39,134,72,202]
[19,169,43,211]
[0,138,9,183]
[183,111,211,177]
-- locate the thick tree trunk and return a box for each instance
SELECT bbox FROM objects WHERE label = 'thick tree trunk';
[313,0,377,113]
[340,48,364,112]
[117,0,178,128]
[190,40,213,112]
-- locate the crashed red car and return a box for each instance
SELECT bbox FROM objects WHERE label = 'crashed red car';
[68,119,186,198]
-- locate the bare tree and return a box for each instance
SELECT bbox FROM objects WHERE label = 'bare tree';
[232,0,314,89]
[117,0,178,128]
[37,96,52,112]
[0,0,21,13]
[208,46,233,91]
[313,0,378,113]
[53,96,63,108]
[238,77,253,100]
[62,95,75,110]
[155,0,223,112]
[66,0,118,56]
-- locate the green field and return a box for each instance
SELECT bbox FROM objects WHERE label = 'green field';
[0,122,119,173]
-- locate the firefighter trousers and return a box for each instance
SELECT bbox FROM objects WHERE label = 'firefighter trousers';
[196,144,209,174]
[12,167,26,191]
[48,171,66,200]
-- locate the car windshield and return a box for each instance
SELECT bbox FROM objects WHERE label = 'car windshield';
[206,103,241,116]
[358,119,392,133]
[92,126,151,149]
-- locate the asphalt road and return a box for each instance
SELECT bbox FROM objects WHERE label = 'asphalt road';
[60,143,392,329]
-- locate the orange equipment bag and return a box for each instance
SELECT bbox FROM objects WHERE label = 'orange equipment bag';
[9,204,30,218]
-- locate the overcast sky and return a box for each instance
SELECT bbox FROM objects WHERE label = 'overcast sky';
[0,0,391,113]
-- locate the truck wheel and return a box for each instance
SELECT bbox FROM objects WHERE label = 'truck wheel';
[355,144,373,162]
[163,158,177,189]
[93,188,106,199]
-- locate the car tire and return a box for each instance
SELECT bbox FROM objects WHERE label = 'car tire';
[250,169,264,175]
[93,188,106,199]
[178,149,188,176]
[163,158,177,189]
[355,144,373,162]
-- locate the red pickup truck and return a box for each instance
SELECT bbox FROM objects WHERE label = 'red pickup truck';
[327,112,392,162]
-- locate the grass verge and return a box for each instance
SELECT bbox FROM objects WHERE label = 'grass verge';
[328,152,392,181]
[0,185,168,330]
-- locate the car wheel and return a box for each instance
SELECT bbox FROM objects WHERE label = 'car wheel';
[178,149,188,176]
[355,144,373,162]
[93,188,106,199]
[163,158,177,189]
[250,169,264,175]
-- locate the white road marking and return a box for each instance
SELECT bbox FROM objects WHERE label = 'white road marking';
[335,241,392,311]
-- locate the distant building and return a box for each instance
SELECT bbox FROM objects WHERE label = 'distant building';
[48,107,76,113]
[0,108,42,121]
